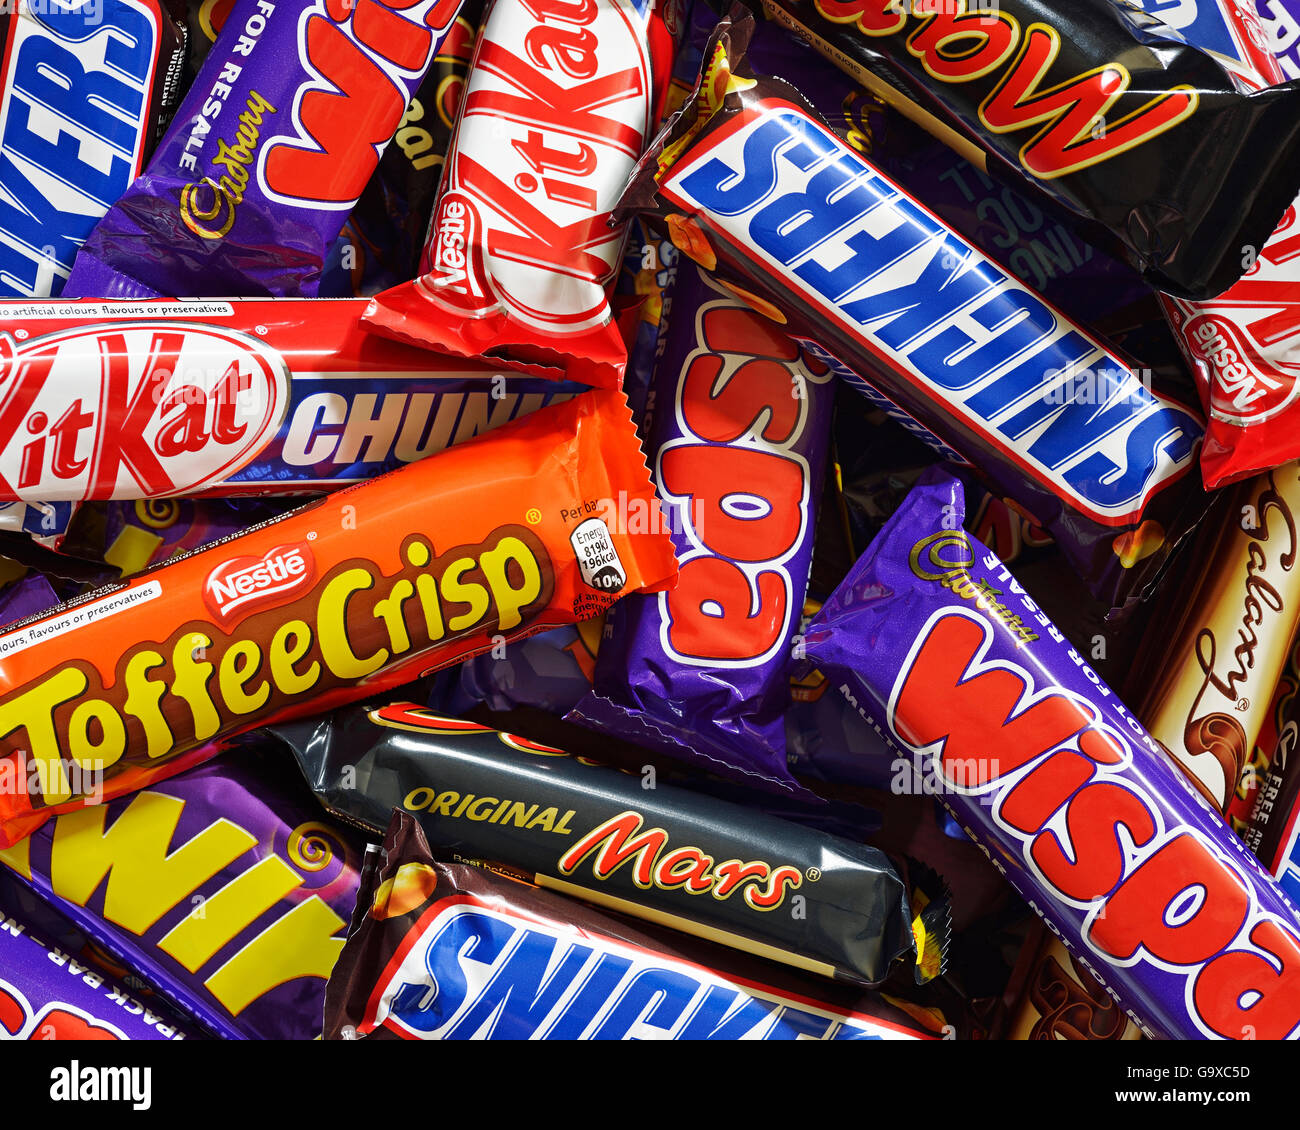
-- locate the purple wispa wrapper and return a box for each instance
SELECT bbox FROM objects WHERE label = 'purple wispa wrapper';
[803,468,1300,1040]
[62,0,466,299]
[0,898,194,1041]
[0,743,364,1040]
[1263,0,1300,79]
[569,264,833,792]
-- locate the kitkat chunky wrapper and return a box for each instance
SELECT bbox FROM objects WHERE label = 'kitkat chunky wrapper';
[619,12,1209,613]
[569,263,833,791]
[0,297,577,501]
[362,0,677,388]
[273,699,947,989]
[0,745,364,1040]
[755,0,1300,301]
[62,0,469,300]
[324,811,943,1040]
[0,388,678,848]
[801,469,1300,1040]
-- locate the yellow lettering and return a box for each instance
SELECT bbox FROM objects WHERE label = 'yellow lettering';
[527,806,559,833]
[67,698,125,771]
[0,667,87,804]
[318,569,388,679]
[268,620,319,696]
[465,796,499,821]
[122,651,173,760]
[218,639,269,716]
[372,579,415,655]
[441,557,489,633]
[172,633,220,742]
[430,791,458,815]
[481,537,543,631]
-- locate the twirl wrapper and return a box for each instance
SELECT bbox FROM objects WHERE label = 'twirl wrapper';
[801,469,1300,1040]
[0,388,678,848]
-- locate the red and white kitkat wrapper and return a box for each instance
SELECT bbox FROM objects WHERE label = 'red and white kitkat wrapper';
[363,0,676,388]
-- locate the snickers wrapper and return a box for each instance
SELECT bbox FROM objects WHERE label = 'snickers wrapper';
[0,388,678,848]
[323,810,943,1040]
[272,699,948,988]
[756,0,1300,300]
[801,468,1300,1040]
[620,12,1209,613]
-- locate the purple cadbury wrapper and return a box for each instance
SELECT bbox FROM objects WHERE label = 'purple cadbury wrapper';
[0,744,364,1040]
[62,0,466,299]
[0,901,195,1041]
[569,264,833,792]
[802,468,1300,1040]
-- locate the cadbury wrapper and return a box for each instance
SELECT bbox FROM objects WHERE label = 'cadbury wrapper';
[620,12,1209,613]
[63,0,468,299]
[324,811,944,1040]
[755,0,1300,300]
[0,900,195,1041]
[801,468,1300,1039]
[362,0,678,389]
[1265,0,1300,78]
[273,699,946,988]
[0,744,363,1040]
[1130,465,1300,811]
[0,0,187,298]
[1243,656,1300,902]
[0,388,678,849]
[1005,929,1141,1042]
[0,298,579,502]
[1228,633,1300,837]
[569,264,833,791]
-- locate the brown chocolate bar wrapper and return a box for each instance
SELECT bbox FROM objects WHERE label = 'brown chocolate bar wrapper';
[1007,930,1142,1042]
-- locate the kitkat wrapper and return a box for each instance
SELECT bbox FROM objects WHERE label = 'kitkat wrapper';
[0,388,677,848]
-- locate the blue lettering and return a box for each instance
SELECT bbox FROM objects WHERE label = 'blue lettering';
[751,156,885,267]
[1057,408,1198,510]
[589,967,699,1039]
[677,985,780,1039]
[543,951,634,1040]
[3,97,131,206]
[677,117,795,217]
[764,1005,835,1040]
[388,912,499,1034]
[968,332,1100,423]
[794,193,933,302]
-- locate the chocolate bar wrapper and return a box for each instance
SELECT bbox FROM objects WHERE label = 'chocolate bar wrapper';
[0,0,187,298]
[1262,0,1300,78]
[755,0,1300,301]
[1227,633,1300,836]
[621,12,1209,613]
[321,1,483,297]
[1243,659,1300,903]
[0,298,578,502]
[0,896,196,1041]
[324,810,944,1040]
[570,263,833,791]
[1131,465,1300,810]
[801,468,1300,1040]
[362,0,678,390]
[63,0,468,299]
[1006,929,1142,1041]
[0,743,364,1040]
[273,699,947,988]
[0,388,678,848]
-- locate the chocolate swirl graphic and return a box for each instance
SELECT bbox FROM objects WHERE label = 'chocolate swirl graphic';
[1183,711,1249,810]
[1028,954,1130,1041]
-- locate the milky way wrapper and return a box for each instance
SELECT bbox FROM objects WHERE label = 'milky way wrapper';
[0,745,363,1040]
[323,810,945,1040]
[755,0,1300,301]
[362,0,678,389]
[569,263,833,791]
[618,12,1209,613]
[1131,464,1300,812]
[274,699,947,988]
[0,388,678,848]
[62,0,468,299]
[0,298,578,501]
[800,468,1300,1040]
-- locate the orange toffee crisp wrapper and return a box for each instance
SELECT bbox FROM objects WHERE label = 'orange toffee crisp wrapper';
[0,388,677,847]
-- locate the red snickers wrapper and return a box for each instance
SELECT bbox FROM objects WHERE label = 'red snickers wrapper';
[323,811,948,1040]
[362,0,680,389]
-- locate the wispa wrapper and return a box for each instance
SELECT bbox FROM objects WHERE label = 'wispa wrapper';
[0,744,363,1040]
[0,298,578,502]
[324,811,944,1040]
[0,388,678,849]
[756,0,1300,301]
[0,900,196,1041]
[801,469,1300,1040]
[621,13,1209,613]
[570,264,832,791]
[63,0,468,300]
[274,699,947,989]
[0,0,187,298]
[362,0,678,389]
